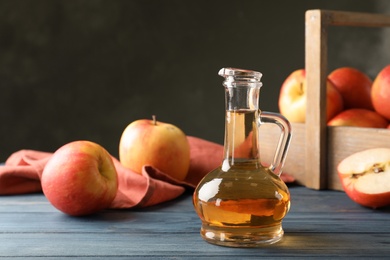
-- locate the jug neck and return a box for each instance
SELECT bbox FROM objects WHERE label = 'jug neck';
[222,109,261,171]
[219,68,263,171]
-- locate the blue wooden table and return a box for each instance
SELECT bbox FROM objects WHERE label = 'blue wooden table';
[0,185,389,258]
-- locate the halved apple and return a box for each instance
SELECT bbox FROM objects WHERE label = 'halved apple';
[337,148,390,209]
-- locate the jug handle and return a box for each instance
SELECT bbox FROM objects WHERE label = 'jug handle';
[259,111,292,176]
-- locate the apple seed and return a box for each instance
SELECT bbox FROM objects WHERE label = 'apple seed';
[372,163,385,173]
[351,173,363,179]
[351,162,387,179]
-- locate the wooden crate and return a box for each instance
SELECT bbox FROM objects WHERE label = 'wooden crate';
[261,10,390,191]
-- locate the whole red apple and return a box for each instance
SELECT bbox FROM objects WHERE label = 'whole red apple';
[328,67,374,110]
[337,148,390,208]
[372,65,390,120]
[278,69,343,123]
[119,116,190,181]
[327,108,388,128]
[41,141,118,216]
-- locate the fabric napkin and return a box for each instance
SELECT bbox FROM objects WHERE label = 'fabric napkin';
[0,136,295,209]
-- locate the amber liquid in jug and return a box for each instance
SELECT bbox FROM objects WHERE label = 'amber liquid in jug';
[193,68,292,247]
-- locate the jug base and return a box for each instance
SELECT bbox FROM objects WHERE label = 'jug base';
[200,223,284,247]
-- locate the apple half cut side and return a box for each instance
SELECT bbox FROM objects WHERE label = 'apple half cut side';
[337,148,390,209]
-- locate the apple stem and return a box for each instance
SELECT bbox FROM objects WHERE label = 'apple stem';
[299,82,304,95]
[152,115,157,125]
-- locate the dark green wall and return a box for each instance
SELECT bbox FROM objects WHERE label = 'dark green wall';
[1,0,389,161]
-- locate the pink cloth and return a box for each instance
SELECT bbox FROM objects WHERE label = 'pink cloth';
[0,136,295,208]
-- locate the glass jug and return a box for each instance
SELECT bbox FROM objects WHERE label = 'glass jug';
[193,68,292,247]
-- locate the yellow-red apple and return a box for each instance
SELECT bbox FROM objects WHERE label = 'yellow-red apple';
[327,108,388,128]
[41,141,118,216]
[328,67,374,110]
[119,116,190,181]
[338,148,390,208]
[278,69,344,123]
[372,65,390,120]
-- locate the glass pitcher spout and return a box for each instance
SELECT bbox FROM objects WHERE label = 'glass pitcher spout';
[193,67,292,247]
[219,68,262,111]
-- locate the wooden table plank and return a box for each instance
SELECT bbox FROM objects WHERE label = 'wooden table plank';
[1,232,390,258]
[0,186,389,258]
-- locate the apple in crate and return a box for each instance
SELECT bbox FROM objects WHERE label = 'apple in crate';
[278,69,343,123]
[327,108,388,128]
[338,148,390,209]
[41,141,118,216]
[119,116,190,181]
[328,67,374,110]
[372,65,390,120]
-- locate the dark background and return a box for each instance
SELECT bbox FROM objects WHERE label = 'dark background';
[1,0,389,161]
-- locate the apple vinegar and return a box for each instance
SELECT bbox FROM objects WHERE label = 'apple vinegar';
[193,68,292,247]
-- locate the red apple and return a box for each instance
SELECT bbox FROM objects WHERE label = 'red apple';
[337,148,390,208]
[328,67,374,110]
[278,69,343,123]
[119,116,190,181]
[41,141,118,216]
[372,65,390,120]
[328,108,388,128]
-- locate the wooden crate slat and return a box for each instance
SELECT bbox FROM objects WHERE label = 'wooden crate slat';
[323,10,390,27]
[305,10,329,189]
